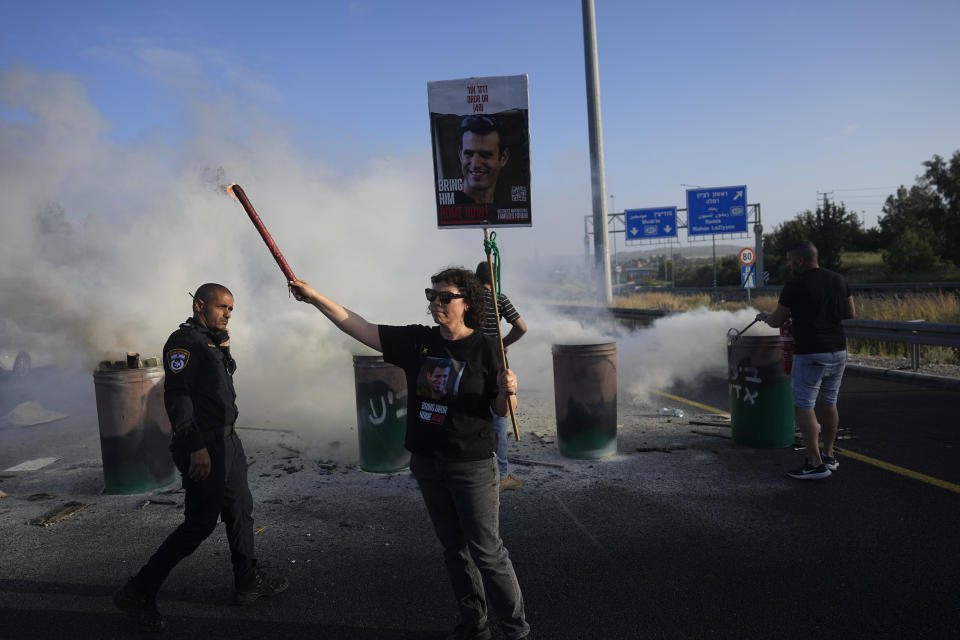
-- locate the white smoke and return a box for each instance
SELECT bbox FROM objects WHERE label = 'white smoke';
[0,65,483,454]
[504,304,777,409]
[0,65,774,461]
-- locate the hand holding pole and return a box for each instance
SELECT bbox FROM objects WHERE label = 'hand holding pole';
[484,228,520,441]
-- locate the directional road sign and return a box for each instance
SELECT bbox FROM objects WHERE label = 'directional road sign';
[625,207,678,240]
[686,185,748,237]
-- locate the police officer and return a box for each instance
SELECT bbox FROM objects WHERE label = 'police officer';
[114,283,287,632]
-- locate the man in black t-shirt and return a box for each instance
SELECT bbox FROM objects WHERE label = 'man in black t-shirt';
[758,241,856,480]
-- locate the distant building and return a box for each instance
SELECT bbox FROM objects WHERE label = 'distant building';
[618,265,658,282]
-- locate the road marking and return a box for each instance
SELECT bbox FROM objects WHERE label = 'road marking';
[4,457,61,472]
[834,447,960,494]
[653,390,729,415]
[654,390,960,495]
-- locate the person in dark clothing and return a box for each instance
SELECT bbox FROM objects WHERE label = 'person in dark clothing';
[474,261,526,491]
[758,242,856,480]
[113,283,287,632]
[289,268,529,640]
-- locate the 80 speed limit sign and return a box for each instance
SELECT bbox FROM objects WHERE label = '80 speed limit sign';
[738,247,756,266]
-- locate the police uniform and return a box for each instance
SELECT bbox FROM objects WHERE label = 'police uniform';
[129,316,256,593]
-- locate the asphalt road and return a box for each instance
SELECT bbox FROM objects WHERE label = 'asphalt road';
[1,365,958,639]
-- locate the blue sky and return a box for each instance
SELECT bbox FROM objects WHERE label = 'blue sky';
[3,0,959,257]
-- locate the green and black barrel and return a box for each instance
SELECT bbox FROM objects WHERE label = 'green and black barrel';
[92,358,176,494]
[353,355,409,473]
[552,342,618,459]
[727,335,794,448]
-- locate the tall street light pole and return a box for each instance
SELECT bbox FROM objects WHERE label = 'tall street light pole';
[582,0,612,304]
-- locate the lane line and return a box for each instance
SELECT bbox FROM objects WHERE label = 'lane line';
[654,390,960,495]
[653,390,729,415]
[3,457,61,472]
[834,447,960,495]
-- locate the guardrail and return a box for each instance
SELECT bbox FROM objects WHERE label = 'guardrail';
[547,306,960,370]
[842,319,960,369]
[628,282,960,301]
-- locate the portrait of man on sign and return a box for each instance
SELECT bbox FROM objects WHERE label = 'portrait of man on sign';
[428,74,532,229]
[455,114,510,205]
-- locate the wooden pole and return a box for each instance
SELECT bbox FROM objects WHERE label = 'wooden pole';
[484,228,520,440]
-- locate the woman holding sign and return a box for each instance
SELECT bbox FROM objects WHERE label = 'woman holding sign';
[289,268,529,640]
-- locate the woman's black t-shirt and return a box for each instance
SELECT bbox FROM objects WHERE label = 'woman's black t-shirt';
[378,324,500,461]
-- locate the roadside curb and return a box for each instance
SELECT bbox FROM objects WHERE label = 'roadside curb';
[845,364,960,391]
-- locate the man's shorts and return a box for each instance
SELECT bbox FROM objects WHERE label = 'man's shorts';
[791,351,847,409]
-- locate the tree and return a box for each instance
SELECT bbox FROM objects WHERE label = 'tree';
[879,184,944,260]
[878,150,960,268]
[882,228,943,273]
[920,151,960,265]
[762,200,861,280]
[806,199,862,271]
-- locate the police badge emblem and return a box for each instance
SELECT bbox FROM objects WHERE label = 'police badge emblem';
[167,348,190,373]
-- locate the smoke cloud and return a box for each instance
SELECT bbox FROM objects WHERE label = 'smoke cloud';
[1,65,769,461]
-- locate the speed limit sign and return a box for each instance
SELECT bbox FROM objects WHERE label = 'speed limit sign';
[738,247,756,266]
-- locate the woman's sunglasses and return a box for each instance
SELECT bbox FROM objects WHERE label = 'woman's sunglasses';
[425,288,466,304]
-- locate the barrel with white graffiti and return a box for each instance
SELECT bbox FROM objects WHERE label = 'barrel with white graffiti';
[552,342,618,459]
[727,335,794,448]
[353,355,409,472]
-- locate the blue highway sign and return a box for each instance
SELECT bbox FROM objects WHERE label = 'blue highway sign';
[686,185,748,237]
[625,207,678,240]
[741,264,756,289]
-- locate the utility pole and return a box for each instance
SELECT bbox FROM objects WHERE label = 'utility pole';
[582,0,612,304]
[609,194,617,284]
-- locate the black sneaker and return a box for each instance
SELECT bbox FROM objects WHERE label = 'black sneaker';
[446,622,492,640]
[821,450,839,472]
[234,569,289,606]
[787,460,832,480]
[113,578,165,632]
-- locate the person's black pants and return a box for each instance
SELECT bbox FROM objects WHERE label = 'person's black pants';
[134,431,256,593]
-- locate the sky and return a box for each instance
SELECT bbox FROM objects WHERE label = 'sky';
[3,0,958,245]
[0,1,957,447]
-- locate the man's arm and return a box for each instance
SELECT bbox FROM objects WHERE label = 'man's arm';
[845,296,856,319]
[492,368,518,417]
[164,337,212,481]
[758,304,790,328]
[502,317,527,348]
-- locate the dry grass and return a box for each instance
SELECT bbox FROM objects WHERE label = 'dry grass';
[615,291,960,363]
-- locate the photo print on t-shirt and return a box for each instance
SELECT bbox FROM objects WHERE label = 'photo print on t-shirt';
[416,356,465,425]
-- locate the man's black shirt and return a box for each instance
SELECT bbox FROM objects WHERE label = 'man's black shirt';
[778,268,851,354]
[163,317,238,452]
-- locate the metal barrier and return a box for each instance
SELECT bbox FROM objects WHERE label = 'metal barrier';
[548,306,960,370]
[842,319,960,370]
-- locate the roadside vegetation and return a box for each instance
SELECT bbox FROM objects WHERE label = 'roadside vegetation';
[615,290,960,364]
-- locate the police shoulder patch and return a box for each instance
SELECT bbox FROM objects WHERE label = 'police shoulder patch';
[167,348,190,373]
